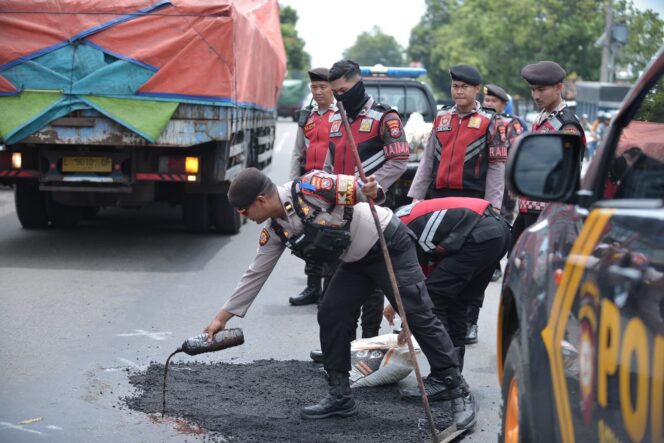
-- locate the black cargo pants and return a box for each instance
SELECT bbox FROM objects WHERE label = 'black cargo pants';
[426,213,511,356]
[318,218,459,374]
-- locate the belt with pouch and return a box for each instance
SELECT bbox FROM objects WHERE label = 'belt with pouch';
[365,215,401,257]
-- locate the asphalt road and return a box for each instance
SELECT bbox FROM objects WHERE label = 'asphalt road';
[0,120,503,442]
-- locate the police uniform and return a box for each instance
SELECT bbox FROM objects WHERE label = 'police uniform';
[323,96,409,189]
[322,95,409,336]
[288,67,338,306]
[289,102,337,180]
[407,66,506,209]
[396,197,511,368]
[483,83,525,219]
[222,170,459,374]
[512,61,586,247]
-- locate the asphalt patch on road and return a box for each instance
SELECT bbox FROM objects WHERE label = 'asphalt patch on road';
[126,359,454,442]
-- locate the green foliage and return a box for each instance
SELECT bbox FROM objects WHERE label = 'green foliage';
[343,26,405,66]
[408,0,663,98]
[279,5,311,79]
[633,75,664,122]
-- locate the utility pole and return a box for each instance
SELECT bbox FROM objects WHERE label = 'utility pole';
[600,0,613,82]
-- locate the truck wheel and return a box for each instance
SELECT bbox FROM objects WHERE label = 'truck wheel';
[46,194,82,228]
[498,333,533,443]
[14,183,49,229]
[182,193,210,233]
[209,193,241,234]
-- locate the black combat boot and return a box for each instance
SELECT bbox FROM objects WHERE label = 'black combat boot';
[400,367,463,402]
[465,306,480,344]
[451,390,478,430]
[289,275,322,306]
[301,371,358,419]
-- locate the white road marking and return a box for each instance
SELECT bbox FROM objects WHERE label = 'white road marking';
[118,358,148,371]
[46,425,63,430]
[116,329,172,341]
[0,422,43,435]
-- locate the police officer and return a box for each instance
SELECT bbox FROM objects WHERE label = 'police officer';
[322,59,409,338]
[385,197,511,367]
[407,65,506,210]
[288,67,337,306]
[513,61,585,247]
[461,84,524,345]
[384,197,511,429]
[203,168,474,426]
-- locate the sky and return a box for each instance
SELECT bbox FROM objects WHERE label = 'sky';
[279,0,663,70]
[278,0,426,69]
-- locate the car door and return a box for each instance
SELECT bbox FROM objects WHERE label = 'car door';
[544,67,664,443]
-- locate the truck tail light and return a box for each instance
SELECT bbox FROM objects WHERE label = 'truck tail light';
[185,156,199,174]
[12,152,21,169]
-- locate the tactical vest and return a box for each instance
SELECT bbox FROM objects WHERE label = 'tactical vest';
[302,108,335,172]
[431,107,496,196]
[329,102,396,177]
[270,181,353,262]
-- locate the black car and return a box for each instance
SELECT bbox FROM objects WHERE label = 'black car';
[498,47,664,443]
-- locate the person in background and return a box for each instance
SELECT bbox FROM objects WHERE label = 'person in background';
[512,61,585,250]
[288,67,337,306]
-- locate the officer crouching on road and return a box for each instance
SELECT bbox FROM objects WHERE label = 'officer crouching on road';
[385,198,511,385]
[203,168,476,428]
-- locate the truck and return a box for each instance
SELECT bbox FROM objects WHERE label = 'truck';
[0,0,286,233]
[497,46,664,443]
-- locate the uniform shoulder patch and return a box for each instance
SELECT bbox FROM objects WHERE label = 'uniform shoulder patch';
[259,228,270,246]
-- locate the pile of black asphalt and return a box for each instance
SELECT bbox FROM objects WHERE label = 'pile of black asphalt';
[125,359,454,442]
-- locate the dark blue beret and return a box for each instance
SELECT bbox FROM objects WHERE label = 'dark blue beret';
[484,84,509,102]
[521,61,566,85]
[449,64,482,86]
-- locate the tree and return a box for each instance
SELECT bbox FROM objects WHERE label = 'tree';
[409,0,663,98]
[343,26,405,66]
[279,5,311,79]
[617,5,664,78]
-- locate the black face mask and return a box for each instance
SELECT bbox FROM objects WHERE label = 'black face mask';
[334,80,368,119]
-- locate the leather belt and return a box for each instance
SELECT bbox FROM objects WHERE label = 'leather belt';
[365,215,401,257]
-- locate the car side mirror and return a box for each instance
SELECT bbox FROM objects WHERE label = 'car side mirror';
[507,133,583,203]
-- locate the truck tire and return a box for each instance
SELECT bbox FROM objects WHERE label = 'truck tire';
[498,332,534,443]
[14,183,49,229]
[182,193,210,233]
[209,193,241,234]
[46,193,82,228]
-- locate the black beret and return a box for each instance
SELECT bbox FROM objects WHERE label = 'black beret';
[227,167,273,209]
[449,64,482,86]
[484,84,509,102]
[521,61,566,85]
[308,67,330,82]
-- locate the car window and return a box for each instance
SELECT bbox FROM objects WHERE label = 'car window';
[365,84,431,116]
[603,73,664,200]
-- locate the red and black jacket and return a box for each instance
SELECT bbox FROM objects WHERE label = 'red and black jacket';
[430,104,500,197]
[397,197,491,257]
[328,99,409,178]
[301,107,336,172]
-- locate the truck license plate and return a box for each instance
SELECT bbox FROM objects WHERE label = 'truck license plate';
[62,157,112,173]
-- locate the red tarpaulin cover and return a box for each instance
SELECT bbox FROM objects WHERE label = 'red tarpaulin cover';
[0,0,286,110]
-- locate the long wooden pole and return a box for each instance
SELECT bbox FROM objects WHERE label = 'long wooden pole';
[337,101,439,443]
